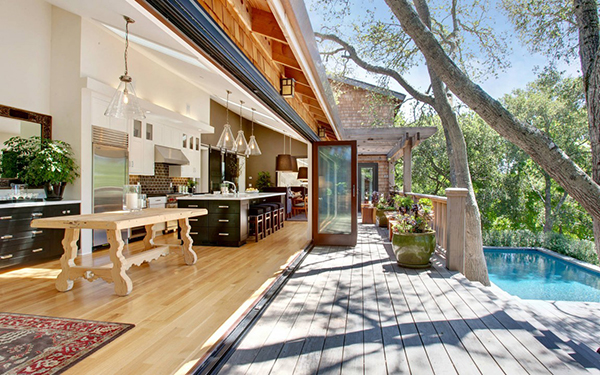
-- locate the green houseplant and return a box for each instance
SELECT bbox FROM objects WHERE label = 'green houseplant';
[375,194,395,227]
[256,171,272,191]
[1,136,79,200]
[391,198,436,268]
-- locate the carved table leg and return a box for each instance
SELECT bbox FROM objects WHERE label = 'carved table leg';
[107,229,133,296]
[178,218,197,265]
[143,224,155,250]
[55,228,80,292]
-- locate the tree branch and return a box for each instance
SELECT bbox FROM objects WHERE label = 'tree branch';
[315,32,434,106]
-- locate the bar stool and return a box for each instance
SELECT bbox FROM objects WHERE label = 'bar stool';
[248,206,265,242]
[263,203,281,231]
[254,204,273,236]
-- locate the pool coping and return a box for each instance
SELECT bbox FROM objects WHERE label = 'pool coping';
[483,245,600,276]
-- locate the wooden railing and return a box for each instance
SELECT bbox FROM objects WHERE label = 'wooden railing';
[402,192,448,250]
[399,188,468,273]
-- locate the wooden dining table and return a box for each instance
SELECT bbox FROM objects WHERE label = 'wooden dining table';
[31,208,207,296]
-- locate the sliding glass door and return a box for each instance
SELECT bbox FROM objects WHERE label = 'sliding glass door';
[312,141,357,246]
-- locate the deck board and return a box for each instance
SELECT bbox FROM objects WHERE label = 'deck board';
[216,225,595,374]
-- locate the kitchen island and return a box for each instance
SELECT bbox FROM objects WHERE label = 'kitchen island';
[177,192,286,247]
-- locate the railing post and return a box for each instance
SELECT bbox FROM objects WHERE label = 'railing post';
[445,188,467,273]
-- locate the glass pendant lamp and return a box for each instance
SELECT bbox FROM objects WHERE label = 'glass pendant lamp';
[247,108,262,156]
[105,16,145,120]
[216,90,235,151]
[233,100,249,155]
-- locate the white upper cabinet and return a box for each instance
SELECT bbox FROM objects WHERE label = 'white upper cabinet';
[129,119,155,176]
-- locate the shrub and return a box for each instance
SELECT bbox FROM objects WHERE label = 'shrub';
[483,229,599,265]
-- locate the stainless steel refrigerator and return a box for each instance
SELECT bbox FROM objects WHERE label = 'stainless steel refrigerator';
[92,126,129,247]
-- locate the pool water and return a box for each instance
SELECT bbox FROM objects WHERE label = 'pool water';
[484,248,600,302]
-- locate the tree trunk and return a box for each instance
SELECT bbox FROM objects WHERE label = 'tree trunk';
[574,0,600,260]
[415,0,488,284]
[385,0,600,234]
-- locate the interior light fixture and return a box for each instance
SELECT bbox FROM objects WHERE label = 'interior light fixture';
[233,100,249,155]
[247,108,262,156]
[105,16,145,120]
[280,78,296,98]
[297,167,308,181]
[276,133,294,171]
[216,90,235,151]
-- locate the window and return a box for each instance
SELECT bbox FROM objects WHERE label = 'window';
[182,134,187,148]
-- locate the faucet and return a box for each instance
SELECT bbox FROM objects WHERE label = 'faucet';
[222,180,237,195]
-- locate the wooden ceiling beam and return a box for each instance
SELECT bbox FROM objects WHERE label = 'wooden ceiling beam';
[251,8,288,44]
[271,41,301,70]
[284,67,310,86]
[295,83,317,99]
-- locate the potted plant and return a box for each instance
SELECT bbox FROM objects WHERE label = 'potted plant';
[391,198,436,268]
[375,194,395,227]
[256,171,272,191]
[1,136,79,200]
[186,178,197,193]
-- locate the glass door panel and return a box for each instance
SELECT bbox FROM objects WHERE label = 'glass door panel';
[312,141,357,246]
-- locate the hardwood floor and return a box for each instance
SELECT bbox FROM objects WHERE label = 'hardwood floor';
[0,221,310,375]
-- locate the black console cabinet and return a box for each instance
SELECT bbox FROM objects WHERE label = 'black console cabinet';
[0,203,80,271]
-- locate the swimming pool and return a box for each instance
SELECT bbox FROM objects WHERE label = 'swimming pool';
[484,248,600,302]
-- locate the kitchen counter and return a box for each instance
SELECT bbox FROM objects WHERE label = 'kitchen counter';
[178,192,286,247]
[179,192,285,201]
[0,199,81,209]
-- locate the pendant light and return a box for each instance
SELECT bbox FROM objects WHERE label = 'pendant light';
[290,136,298,172]
[105,16,145,120]
[276,133,294,171]
[217,90,235,151]
[247,108,262,156]
[233,100,249,155]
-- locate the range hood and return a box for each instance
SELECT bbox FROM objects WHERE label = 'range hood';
[154,145,190,165]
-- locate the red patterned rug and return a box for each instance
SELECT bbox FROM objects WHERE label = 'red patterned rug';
[0,312,134,375]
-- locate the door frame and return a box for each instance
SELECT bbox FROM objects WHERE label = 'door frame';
[311,140,357,246]
[358,162,379,211]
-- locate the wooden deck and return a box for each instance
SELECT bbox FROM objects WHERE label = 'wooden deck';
[218,225,599,374]
[0,221,310,375]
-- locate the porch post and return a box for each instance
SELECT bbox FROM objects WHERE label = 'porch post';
[402,139,412,193]
[388,158,395,192]
[445,188,467,273]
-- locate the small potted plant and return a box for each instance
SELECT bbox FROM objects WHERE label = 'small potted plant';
[391,198,436,268]
[375,194,396,227]
[256,171,272,192]
[2,136,79,200]
[186,178,197,193]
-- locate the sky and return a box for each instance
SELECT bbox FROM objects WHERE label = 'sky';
[303,0,581,113]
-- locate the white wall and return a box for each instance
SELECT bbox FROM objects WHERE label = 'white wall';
[0,0,52,113]
[79,19,210,125]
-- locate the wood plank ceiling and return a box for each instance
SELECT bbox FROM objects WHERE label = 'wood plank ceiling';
[194,0,337,140]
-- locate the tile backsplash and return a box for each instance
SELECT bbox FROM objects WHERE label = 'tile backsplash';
[129,163,189,194]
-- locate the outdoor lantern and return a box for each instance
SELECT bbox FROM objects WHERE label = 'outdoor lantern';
[297,167,308,181]
[105,16,145,120]
[280,78,295,98]
[318,127,326,138]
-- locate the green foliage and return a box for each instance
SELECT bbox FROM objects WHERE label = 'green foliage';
[483,230,599,265]
[392,200,434,234]
[0,136,79,186]
[0,136,39,179]
[394,195,414,211]
[256,171,272,191]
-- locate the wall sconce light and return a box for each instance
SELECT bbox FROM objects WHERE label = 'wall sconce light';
[280,78,295,98]
[318,127,326,138]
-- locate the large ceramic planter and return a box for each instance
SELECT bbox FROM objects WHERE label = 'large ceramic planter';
[375,208,395,227]
[392,231,436,268]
